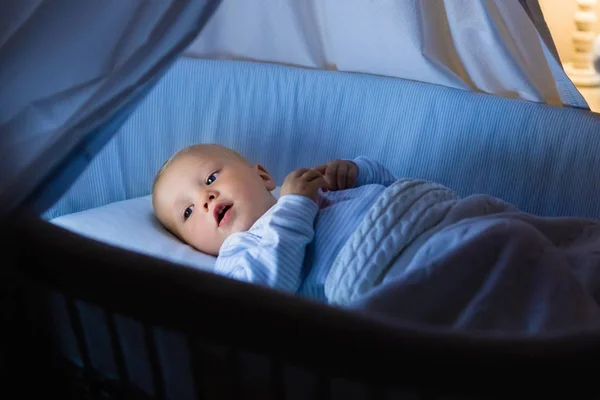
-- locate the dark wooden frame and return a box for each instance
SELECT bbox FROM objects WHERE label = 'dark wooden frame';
[4,210,599,399]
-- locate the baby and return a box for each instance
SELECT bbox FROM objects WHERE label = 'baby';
[152,143,600,331]
[152,143,397,302]
[152,143,600,333]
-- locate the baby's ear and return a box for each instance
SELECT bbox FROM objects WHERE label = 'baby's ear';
[255,164,277,191]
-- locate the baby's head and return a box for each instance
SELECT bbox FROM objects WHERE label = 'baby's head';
[152,144,277,255]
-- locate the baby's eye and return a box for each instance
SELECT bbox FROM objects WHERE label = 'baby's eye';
[206,172,219,185]
[183,205,194,220]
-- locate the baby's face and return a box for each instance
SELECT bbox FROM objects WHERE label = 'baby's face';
[153,146,276,255]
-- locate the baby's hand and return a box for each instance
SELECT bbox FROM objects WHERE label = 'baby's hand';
[314,160,358,191]
[280,168,329,202]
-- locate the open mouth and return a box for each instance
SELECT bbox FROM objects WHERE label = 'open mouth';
[214,203,232,226]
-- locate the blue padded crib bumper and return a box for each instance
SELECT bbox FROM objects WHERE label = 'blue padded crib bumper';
[46,57,600,221]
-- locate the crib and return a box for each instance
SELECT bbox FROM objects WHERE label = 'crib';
[3,1,600,399]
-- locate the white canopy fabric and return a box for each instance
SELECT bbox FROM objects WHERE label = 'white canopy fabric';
[0,0,220,219]
[0,0,587,219]
[186,0,586,107]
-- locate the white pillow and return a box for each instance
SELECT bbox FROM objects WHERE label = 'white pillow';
[51,187,281,271]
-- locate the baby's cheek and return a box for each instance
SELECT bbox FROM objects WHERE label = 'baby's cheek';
[187,222,208,248]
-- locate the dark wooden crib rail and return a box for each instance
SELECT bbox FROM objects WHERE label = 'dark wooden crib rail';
[7,210,600,399]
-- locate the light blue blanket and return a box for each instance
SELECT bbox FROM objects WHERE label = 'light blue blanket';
[328,179,600,333]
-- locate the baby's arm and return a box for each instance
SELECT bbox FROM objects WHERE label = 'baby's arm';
[215,195,318,293]
[351,156,397,187]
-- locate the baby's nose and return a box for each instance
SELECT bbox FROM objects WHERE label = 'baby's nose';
[203,194,216,210]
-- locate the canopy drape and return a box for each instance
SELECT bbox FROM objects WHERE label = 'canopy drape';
[0,0,586,219]
[0,0,221,218]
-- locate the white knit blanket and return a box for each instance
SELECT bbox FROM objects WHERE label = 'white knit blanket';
[325,179,600,333]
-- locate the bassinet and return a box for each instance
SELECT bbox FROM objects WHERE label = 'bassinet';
[3,1,600,399]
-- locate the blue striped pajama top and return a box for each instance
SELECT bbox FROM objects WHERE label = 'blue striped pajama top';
[214,156,397,302]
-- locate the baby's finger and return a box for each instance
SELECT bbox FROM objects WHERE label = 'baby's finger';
[302,168,324,182]
[311,175,329,191]
[313,164,327,175]
[292,168,310,177]
[313,174,329,192]
[326,163,339,190]
[337,162,348,190]
[347,164,358,188]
